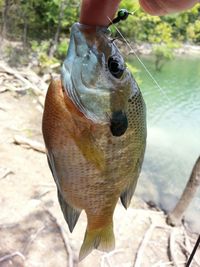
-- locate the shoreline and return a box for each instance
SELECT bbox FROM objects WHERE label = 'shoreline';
[119,42,200,57]
[1,38,200,63]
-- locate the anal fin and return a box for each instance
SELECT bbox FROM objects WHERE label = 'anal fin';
[57,190,81,232]
[120,180,137,209]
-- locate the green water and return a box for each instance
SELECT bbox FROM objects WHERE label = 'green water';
[129,55,200,231]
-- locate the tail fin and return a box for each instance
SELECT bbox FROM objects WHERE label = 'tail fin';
[79,223,115,261]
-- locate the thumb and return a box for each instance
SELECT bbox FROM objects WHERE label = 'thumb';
[139,0,199,15]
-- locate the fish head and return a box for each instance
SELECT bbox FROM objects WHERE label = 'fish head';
[62,23,136,135]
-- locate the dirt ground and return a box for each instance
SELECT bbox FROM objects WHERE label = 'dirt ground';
[0,62,199,267]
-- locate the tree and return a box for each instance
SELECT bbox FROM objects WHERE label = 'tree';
[167,156,200,226]
[1,0,12,39]
[48,0,66,57]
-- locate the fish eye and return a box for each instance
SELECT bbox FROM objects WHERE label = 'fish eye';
[108,56,124,79]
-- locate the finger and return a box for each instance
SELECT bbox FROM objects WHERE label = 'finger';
[139,0,199,15]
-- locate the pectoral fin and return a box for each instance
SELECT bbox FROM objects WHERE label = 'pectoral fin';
[73,133,105,171]
[57,190,81,233]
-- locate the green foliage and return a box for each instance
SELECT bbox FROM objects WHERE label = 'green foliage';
[31,40,59,69]
[148,22,173,44]
[126,62,138,74]
[0,0,79,41]
[117,1,200,45]
[187,20,200,44]
[126,62,142,85]
[31,40,49,54]
[56,38,69,59]
[153,45,174,72]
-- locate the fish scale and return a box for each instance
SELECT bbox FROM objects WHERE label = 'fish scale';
[42,22,146,260]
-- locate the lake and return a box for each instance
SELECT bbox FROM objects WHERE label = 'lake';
[128,54,200,232]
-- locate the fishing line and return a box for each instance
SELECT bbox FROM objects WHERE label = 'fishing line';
[107,15,170,103]
[131,7,140,15]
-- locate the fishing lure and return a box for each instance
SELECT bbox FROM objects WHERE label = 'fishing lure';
[111,8,133,24]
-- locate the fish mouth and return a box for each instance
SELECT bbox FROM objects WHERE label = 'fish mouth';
[110,111,128,137]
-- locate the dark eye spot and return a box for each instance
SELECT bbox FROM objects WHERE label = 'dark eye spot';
[108,56,124,79]
[110,111,128,137]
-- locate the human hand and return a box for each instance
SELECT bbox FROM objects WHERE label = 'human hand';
[80,0,199,27]
[139,0,199,15]
[80,0,121,27]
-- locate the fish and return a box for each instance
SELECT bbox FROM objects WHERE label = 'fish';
[42,22,146,260]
